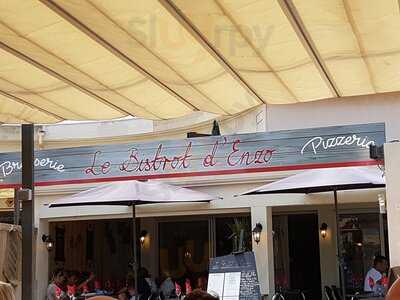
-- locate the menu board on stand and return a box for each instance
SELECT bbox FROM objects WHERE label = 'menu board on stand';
[207,251,261,300]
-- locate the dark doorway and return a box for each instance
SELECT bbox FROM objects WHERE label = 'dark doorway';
[158,220,209,291]
[288,214,322,300]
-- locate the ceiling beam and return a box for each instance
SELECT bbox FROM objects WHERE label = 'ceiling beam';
[0,40,132,117]
[342,0,377,93]
[40,0,200,112]
[159,0,265,105]
[278,0,341,98]
[0,89,63,121]
[0,76,89,120]
[0,20,162,119]
[213,0,298,102]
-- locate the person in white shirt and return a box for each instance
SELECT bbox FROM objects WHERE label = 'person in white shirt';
[160,272,175,299]
[364,255,388,294]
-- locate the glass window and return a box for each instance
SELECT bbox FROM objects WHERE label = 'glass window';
[215,216,251,256]
[339,213,384,292]
[49,219,133,289]
[273,215,290,289]
[159,220,209,286]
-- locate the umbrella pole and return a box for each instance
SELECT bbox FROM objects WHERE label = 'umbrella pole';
[334,190,346,299]
[132,204,138,296]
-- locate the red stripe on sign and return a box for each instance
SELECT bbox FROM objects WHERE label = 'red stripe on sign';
[0,159,382,189]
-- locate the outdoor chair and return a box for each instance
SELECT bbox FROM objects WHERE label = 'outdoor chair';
[324,286,335,300]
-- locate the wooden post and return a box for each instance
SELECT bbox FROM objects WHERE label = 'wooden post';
[334,190,346,299]
[13,188,20,225]
[132,204,138,294]
[21,124,34,300]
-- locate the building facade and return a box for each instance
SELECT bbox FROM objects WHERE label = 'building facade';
[0,92,399,300]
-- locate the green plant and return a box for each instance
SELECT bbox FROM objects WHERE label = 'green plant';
[227,217,251,253]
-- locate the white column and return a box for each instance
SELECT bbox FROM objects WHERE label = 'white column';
[35,219,49,300]
[251,206,274,298]
[384,142,400,266]
[318,206,339,292]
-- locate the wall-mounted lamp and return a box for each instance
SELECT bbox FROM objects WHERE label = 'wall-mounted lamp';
[184,251,192,259]
[320,223,328,239]
[42,234,54,251]
[140,230,148,246]
[37,129,46,149]
[252,223,263,244]
[378,193,386,214]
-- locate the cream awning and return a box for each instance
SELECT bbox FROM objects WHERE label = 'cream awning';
[0,0,399,123]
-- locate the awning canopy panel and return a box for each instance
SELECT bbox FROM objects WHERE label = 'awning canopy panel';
[293,0,400,96]
[0,0,399,123]
[172,0,335,103]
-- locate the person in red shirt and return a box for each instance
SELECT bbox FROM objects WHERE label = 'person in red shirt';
[66,271,95,296]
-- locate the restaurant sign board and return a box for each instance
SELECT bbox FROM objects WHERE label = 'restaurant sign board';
[0,123,385,188]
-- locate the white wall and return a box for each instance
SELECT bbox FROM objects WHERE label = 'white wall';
[384,142,400,267]
[35,219,49,300]
[251,206,274,298]
[318,207,339,293]
[153,112,217,132]
[267,92,400,141]
[220,105,267,134]
[0,106,266,151]
[42,118,153,140]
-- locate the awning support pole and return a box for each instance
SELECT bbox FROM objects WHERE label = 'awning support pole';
[21,124,34,300]
[334,189,346,299]
[132,204,138,295]
[13,188,20,225]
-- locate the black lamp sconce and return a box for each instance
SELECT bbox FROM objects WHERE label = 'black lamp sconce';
[320,223,328,239]
[42,234,54,251]
[252,223,263,244]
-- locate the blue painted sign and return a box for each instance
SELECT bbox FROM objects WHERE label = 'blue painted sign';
[0,123,385,187]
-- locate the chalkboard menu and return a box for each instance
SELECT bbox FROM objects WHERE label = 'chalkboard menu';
[208,251,261,300]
